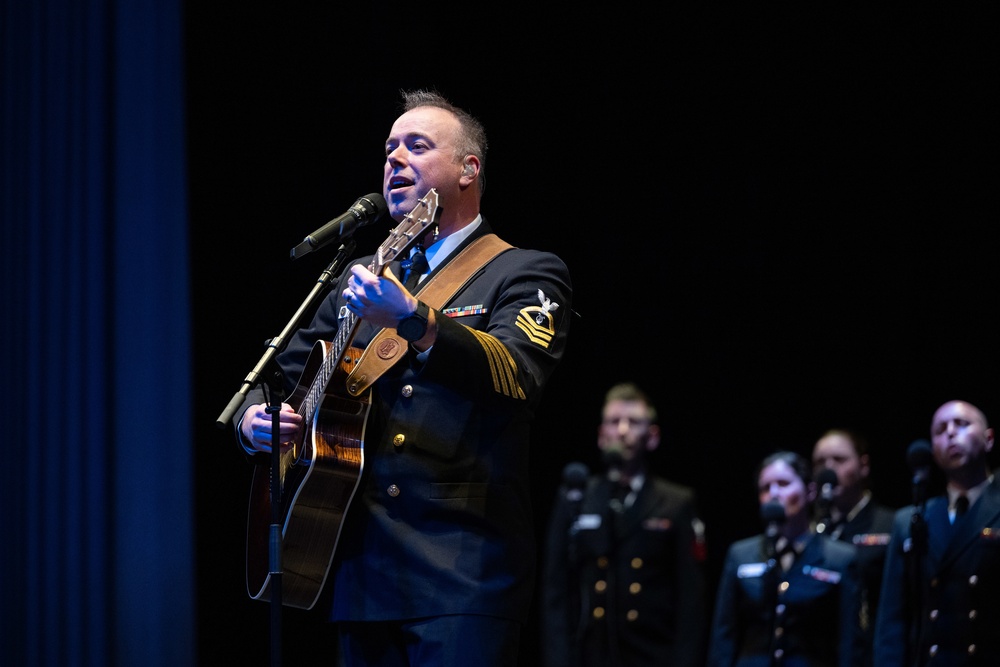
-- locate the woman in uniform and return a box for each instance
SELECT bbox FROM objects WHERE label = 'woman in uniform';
[707,450,864,667]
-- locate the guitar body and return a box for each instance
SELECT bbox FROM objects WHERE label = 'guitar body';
[245,340,370,610]
[244,189,440,610]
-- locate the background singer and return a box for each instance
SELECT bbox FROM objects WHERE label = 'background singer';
[541,382,708,667]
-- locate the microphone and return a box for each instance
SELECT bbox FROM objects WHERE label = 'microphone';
[562,462,590,562]
[907,439,933,550]
[817,467,839,503]
[602,445,628,512]
[602,444,625,484]
[814,468,838,534]
[907,439,933,506]
[290,193,388,259]
[562,462,590,505]
[760,499,786,559]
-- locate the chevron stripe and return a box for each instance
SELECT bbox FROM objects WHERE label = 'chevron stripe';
[516,309,554,348]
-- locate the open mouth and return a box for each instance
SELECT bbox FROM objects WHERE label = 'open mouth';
[388,176,413,191]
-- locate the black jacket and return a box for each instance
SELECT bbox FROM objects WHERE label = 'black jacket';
[826,496,896,666]
[542,474,708,667]
[236,219,573,623]
[875,476,1000,666]
[708,531,864,667]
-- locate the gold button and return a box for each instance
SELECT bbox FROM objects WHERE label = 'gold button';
[629,582,641,595]
[401,384,414,398]
[774,649,784,659]
[387,484,400,497]
[631,557,643,569]
[774,627,784,638]
[778,581,790,594]
[968,644,976,655]
[969,609,977,620]
[597,556,609,569]
[593,607,605,619]
[594,580,607,593]
[776,604,786,616]
[929,645,938,656]
[626,610,638,621]
[969,575,979,586]
[929,609,939,621]
[393,434,405,447]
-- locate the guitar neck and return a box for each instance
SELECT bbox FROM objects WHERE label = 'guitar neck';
[298,189,441,423]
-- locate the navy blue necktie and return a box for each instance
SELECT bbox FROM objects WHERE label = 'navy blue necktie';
[402,246,428,291]
[953,494,969,523]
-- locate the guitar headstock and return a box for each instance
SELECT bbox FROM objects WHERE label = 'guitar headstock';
[371,189,441,273]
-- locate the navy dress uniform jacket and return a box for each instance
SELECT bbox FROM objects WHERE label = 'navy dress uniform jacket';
[828,498,895,666]
[236,219,573,624]
[541,475,708,667]
[707,532,864,667]
[874,476,1000,666]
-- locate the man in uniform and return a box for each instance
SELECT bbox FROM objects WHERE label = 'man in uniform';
[875,399,1000,666]
[541,382,707,667]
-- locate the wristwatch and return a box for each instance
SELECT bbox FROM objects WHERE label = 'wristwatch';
[397,300,430,342]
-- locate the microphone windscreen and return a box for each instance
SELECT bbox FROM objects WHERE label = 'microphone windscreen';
[357,192,388,222]
[562,462,589,488]
[816,467,839,489]
[906,439,933,470]
[760,499,786,524]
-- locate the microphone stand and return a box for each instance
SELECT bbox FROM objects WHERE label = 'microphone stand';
[216,240,357,667]
[759,501,784,667]
[815,491,834,536]
[764,522,781,667]
[566,483,585,667]
[605,472,627,667]
[907,467,930,663]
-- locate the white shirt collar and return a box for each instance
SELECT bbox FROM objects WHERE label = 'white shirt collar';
[421,215,482,272]
[948,475,993,511]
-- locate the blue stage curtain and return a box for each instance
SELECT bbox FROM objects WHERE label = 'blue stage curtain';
[1,1,194,665]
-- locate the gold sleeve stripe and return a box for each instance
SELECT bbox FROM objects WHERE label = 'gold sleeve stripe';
[470,328,526,400]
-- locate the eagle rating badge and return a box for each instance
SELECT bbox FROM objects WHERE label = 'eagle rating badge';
[516,289,559,349]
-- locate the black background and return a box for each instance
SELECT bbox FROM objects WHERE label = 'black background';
[187,5,998,664]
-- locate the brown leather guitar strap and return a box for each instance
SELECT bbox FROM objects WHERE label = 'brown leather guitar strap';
[344,233,513,397]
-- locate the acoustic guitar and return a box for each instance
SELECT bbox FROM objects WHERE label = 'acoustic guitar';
[245,189,440,609]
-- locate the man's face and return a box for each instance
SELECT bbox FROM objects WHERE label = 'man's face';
[597,399,656,464]
[812,433,865,499]
[930,400,994,474]
[383,106,464,222]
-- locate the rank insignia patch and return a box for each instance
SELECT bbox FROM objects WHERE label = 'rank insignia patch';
[516,290,558,348]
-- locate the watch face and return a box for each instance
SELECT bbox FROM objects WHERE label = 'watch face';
[399,319,423,341]
[398,303,428,341]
